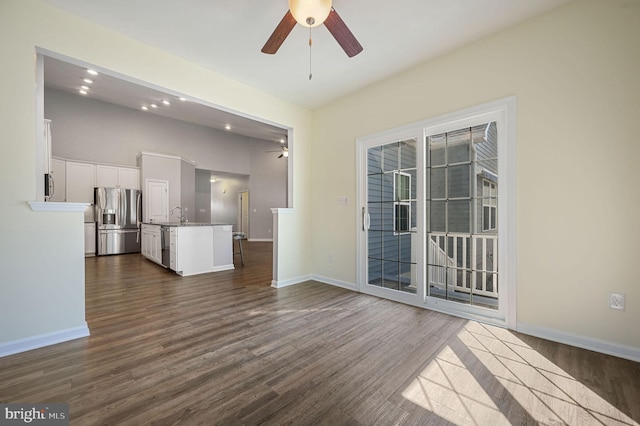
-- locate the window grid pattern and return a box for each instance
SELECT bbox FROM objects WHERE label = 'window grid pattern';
[426,123,499,309]
[367,139,417,294]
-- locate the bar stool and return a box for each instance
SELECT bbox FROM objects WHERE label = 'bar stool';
[233,232,245,265]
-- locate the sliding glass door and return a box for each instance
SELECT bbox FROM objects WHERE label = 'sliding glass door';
[357,98,515,326]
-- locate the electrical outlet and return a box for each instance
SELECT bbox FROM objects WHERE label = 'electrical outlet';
[610,293,625,311]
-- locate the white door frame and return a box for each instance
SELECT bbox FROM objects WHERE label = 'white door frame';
[238,190,249,236]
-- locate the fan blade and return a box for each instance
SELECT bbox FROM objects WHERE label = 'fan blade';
[261,11,297,54]
[324,8,363,58]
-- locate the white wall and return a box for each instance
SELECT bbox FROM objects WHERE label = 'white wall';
[208,173,249,230]
[195,169,212,223]
[249,142,288,240]
[0,0,311,351]
[180,159,195,222]
[311,0,640,352]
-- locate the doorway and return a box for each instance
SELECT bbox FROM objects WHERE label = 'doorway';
[239,191,250,237]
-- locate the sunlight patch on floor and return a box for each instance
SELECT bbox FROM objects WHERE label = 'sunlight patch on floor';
[402,322,637,425]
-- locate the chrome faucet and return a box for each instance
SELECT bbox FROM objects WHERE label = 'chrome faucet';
[170,206,187,223]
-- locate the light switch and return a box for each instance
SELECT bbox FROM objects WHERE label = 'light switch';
[337,196,349,205]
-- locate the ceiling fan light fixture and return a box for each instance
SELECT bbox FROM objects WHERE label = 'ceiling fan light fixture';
[288,0,332,28]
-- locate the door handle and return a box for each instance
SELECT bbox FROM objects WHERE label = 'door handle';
[362,207,370,231]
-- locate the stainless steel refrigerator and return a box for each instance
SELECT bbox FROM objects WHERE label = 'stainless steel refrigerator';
[95,187,142,255]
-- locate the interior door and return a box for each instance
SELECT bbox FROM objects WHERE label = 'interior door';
[146,179,168,223]
[360,136,423,305]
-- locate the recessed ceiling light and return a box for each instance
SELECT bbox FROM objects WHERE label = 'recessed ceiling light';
[150,104,157,108]
[87,69,98,76]
[141,106,148,111]
[79,90,88,95]
[162,100,170,106]
[83,78,93,84]
[225,124,231,130]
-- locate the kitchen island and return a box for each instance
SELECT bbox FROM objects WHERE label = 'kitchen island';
[141,222,234,276]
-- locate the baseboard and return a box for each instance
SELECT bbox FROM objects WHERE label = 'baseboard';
[311,275,357,292]
[271,274,313,288]
[0,324,90,358]
[212,264,234,272]
[248,238,273,242]
[517,322,640,363]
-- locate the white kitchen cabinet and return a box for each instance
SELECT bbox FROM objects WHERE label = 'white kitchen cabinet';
[66,162,96,203]
[95,165,118,187]
[50,158,66,202]
[141,224,162,265]
[170,226,215,276]
[163,225,233,276]
[96,165,140,189]
[118,167,139,189]
[84,222,96,256]
[169,227,178,271]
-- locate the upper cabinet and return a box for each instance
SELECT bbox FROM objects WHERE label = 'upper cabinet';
[60,160,140,203]
[96,165,139,189]
[66,161,95,203]
[95,165,118,187]
[117,167,139,189]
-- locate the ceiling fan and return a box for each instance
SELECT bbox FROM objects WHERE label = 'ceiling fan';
[266,146,289,159]
[261,0,363,58]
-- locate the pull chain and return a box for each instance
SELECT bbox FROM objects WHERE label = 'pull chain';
[308,25,313,80]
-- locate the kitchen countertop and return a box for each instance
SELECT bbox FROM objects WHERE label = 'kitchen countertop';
[144,222,232,227]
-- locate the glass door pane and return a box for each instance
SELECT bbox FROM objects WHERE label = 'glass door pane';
[426,122,499,309]
[366,139,418,295]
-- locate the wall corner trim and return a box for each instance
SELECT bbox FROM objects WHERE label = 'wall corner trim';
[0,324,90,358]
[517,322,640,363]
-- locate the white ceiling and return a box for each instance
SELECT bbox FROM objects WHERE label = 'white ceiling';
[42,0,571,140]
[43,55,290,142]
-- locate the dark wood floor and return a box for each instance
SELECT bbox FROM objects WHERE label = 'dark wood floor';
[1,241,639,425]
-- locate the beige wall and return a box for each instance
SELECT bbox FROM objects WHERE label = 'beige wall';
[311,0,640,349]
[0,0,311,346]
[1,0,638,358]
